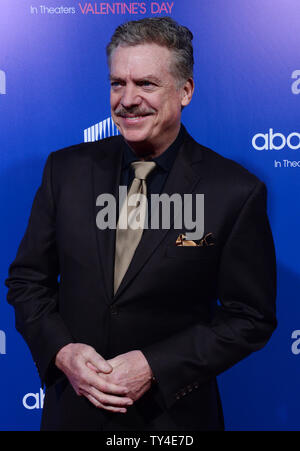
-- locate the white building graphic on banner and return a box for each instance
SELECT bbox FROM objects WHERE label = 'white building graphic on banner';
[0,70,6,95]
[84,116,119,143]
[0,330,6,354]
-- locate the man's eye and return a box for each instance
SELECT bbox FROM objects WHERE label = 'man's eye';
[139,81,153,87]
[111,81,121,87]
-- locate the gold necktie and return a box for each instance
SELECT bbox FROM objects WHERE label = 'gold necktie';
[114,161,156,294]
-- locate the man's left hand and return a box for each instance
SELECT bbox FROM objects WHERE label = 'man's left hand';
[87,350,153,403]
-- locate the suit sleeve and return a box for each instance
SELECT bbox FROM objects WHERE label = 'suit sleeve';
[5,152,74,387]
[141,181,277,409]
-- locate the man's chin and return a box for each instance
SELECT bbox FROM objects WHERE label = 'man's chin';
[119,129,151,144]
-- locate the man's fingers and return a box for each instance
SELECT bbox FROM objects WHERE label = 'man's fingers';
[87,385,133,407]
[82,391,128,413]
[99,380,129,396]
[86,372,129,396]
[80,386,133,410]
[86,361,98,372]
[88,351,112,374]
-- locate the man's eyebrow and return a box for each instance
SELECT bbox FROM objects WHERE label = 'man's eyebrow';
[109,74,122,81]
[134,75,161,84]
[109,74,162,84]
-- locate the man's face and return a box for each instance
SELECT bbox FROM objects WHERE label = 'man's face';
[109,43,193,154]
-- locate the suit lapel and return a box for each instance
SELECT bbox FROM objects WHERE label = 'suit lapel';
[113,133,204,301]
[92,137,124,304]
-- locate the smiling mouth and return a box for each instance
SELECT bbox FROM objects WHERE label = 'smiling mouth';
[124,116,147,119]
[119,115,152,123]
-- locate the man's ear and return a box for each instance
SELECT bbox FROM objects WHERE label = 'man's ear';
[181,78,195,107]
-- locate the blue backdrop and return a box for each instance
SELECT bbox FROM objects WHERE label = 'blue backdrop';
[1,0,300,430]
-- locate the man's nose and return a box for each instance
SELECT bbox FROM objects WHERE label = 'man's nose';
[121,84,142,108]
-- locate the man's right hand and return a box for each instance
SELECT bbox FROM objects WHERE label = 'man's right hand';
[55,343,133,413]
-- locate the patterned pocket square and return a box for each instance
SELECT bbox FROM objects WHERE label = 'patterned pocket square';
[175,232,215,247]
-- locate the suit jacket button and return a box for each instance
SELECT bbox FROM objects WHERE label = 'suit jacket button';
[110,306,118,315]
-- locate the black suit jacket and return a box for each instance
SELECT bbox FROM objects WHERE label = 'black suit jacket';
[5,130,277,431]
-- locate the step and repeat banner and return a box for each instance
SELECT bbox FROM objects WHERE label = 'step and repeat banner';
[1,0,300,430]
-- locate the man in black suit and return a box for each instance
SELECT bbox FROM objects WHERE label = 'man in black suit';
[5,17,277,431]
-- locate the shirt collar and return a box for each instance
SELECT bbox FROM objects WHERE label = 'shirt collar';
[122,124,187,173]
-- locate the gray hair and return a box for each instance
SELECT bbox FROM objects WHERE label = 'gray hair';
[106,17,194,86]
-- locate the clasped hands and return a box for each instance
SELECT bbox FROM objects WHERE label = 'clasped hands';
[55,343,153,413]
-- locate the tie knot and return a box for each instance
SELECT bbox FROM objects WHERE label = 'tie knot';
[131,161,156,180]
